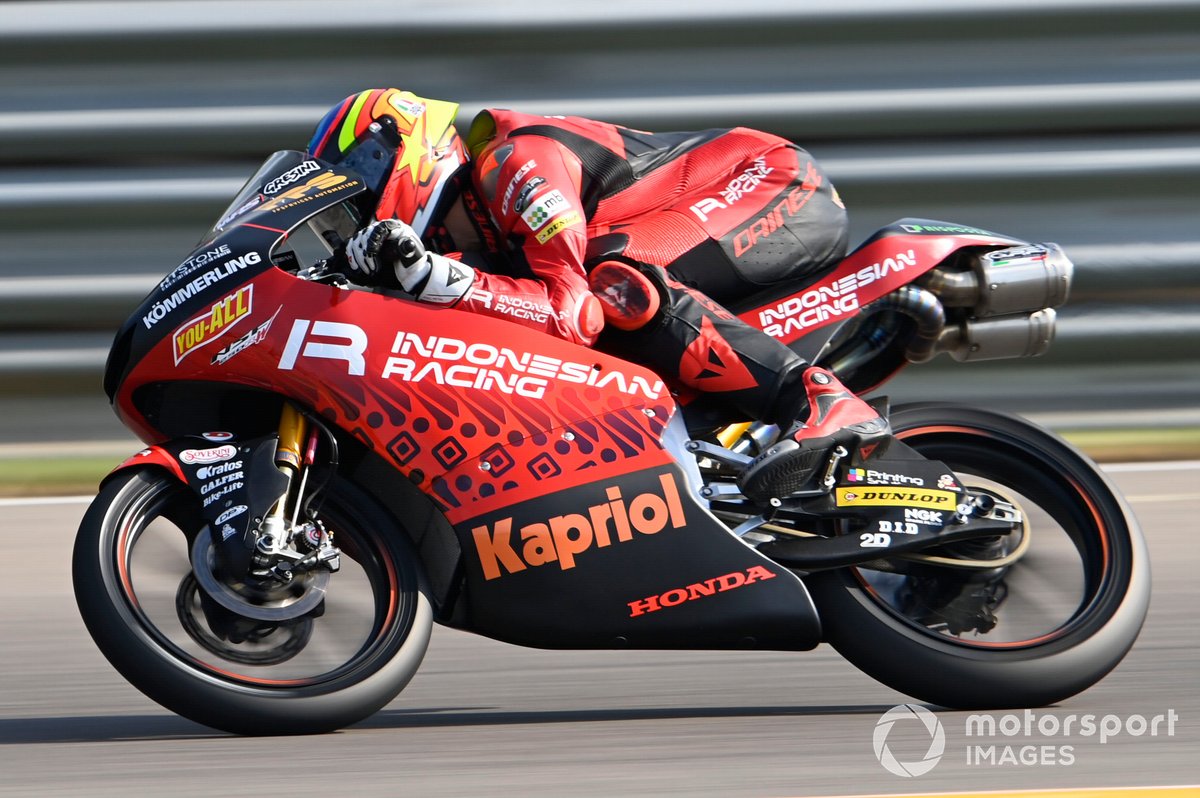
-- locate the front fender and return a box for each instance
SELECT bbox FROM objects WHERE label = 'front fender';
[104,445,188,487]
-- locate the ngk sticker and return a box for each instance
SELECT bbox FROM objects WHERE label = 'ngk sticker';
[179,445,237,464]
[172,285,253,365]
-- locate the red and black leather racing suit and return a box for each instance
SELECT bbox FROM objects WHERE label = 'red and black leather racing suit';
[428,109,849,427]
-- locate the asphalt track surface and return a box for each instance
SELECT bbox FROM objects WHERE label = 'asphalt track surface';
[0,462,1196,798]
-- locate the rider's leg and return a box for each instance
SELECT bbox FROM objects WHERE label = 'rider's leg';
[593,262,887,500]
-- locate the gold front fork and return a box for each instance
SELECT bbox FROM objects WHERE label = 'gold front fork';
[276,402,308,471]
[271,403,308,523]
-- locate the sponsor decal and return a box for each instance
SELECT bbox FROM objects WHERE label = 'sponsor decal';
[159,244,232,291]
[754,249,917,339]
[499,159,537,214]
[203,481,245,508]
[382,330,665,400]
[472,473,686,580]
[937,474,959,490]
[835,487,957,511]
[900,223,996,236]
[534,211,581,244]
[278,321,666,400]
[179,444,237,465]
[171,285,253,365]
[388,94,426,117]
[878,520,919,535]
[905,508,944,526]
[846,467,925,487]
[200,470,245,496]
[628,566,777,617]
[215,195,264,231]
[195,460,243,480]
[278,319,368,376]
[521,189,570,231]
[860,532,892,548]
[263,160,322,196]
[143,253,262,329]
[464,289,554,324]
[732,163,822,258]
[214,504,248,525]
[258,173,357,215]
[212,306,280,365]
[689,157,774,222]
[512,176,547,215]
[982,245,1049,267]
[201,431,234,442]
[220,523,239,541]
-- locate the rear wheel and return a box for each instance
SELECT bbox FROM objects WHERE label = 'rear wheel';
[806,403,1150,708]
[73,468,432,735]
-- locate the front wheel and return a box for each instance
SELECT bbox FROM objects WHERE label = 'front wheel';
[73,468,432,735]
[806,403,1150,709]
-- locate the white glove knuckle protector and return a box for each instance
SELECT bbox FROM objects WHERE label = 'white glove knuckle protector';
[344,220,470,304]
[345,225,377,276]
[417,253,475,305]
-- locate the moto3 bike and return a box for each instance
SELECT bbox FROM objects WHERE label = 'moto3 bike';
[74,150,1150,735]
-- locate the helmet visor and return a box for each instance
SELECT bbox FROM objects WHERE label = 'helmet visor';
[337,122,399,199]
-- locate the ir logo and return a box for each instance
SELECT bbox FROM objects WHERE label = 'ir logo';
[873,703,946,777]
[278,319,367,376]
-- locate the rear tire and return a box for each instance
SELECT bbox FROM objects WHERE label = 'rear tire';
[805,403,1150,709]
[73,468,432,735]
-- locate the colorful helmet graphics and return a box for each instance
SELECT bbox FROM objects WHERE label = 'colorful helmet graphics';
[307,89,466,235]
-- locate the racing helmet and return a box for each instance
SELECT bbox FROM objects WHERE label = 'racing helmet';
[307,88,467,236]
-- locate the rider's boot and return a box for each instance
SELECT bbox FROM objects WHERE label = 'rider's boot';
[738,366,889,501]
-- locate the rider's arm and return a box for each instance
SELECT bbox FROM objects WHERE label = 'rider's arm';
[456,133,602,346]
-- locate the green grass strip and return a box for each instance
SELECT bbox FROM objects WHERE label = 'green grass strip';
[1,428,1197,497]
[0,457,113,496]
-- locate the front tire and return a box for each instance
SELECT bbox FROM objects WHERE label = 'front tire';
[806,403,1150,709]
[73,468,432,735]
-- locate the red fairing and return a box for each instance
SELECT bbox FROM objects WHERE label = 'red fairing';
[737,233,1016,345]
[114,268,677,525]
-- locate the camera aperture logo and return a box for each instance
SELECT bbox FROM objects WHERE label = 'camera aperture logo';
[873,704,946,777]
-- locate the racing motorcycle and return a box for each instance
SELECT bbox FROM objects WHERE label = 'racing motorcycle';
[73,150,1150,735]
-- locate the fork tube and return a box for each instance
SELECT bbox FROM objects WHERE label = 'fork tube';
[272,403,308,523]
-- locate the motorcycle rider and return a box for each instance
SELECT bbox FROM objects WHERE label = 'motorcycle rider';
[308,88,888,500]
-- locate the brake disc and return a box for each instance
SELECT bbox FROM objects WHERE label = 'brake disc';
[190,526,329,621]
[175,572,314,665]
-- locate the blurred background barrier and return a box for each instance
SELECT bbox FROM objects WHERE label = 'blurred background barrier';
[0,0,1197,444]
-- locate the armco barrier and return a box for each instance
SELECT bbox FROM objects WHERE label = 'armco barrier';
[0,0,1196,412]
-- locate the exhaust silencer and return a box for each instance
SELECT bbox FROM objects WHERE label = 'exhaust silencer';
[920,243,1074,315]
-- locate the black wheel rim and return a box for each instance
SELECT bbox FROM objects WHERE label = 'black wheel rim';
[110,477,411,688]
[851,423,1128,651]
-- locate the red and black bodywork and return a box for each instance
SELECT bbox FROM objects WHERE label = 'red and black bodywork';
[102,151,1050,651]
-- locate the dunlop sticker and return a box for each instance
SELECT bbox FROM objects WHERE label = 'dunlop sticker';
[835,487,957,511]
